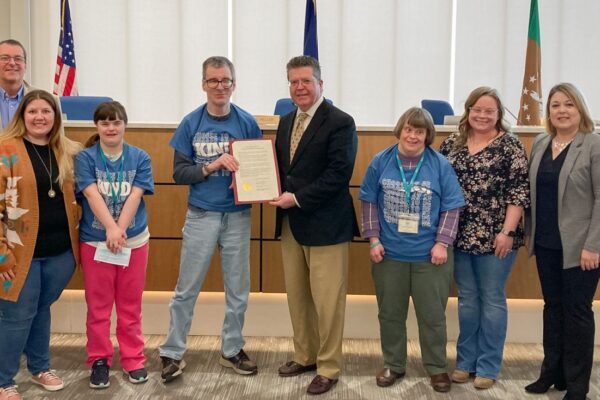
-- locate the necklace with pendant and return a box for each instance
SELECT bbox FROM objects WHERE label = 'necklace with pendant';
[30,142,56,198]
[552,137,574,153]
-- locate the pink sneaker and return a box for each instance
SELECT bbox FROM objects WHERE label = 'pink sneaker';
[0,385,22,400]
[31,370,65,391]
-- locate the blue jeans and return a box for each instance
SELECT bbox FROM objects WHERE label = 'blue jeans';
[454,250,516,379]
[0,250,75,387]
[159,207,251,359]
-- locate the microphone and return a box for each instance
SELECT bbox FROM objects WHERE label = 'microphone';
[503,106,518,122]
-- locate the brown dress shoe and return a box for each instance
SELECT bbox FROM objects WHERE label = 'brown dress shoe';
[376,368,405,387]
[430,372,452,392]
[278,361,317,377]
[307,375,338,395]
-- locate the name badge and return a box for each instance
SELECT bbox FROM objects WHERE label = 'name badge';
[398,213,419,234]
[94,243,132,267]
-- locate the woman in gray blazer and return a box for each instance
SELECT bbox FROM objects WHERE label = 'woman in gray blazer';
[526,83,600,400]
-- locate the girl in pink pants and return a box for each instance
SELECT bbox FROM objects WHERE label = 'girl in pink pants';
[75,101,154,389]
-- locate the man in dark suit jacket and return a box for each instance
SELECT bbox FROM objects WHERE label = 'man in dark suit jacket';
[270,55,358,395]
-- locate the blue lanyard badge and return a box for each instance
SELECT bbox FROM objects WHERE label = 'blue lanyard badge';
[395,152,425,205]
[99,146,126,204]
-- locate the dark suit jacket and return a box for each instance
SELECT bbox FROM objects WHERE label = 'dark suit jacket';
[274,100,359,246]
[527,131,600,268]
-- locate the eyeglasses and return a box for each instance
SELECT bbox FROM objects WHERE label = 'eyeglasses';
[288,78,315,88]
[469,107,498,116]
[0,55,26,65]
[204,78,234,89]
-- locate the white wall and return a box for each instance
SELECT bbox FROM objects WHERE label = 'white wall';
[5,0,600,124]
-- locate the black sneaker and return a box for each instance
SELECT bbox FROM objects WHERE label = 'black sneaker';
[219,349,258,375]
[125,368,148,384]
[89,358,110,389]
[160,356,186,383]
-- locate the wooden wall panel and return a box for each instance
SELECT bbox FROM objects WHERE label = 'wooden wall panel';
[65,125,599,300]
[261,240,376,295]
[67,239,260,292]
[146,186,261,240]
[66,127,175,183]
[261,241,284,293]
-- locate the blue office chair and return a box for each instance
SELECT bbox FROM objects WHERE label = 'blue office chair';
[421,99,454,125]
[274,98,296,116]
[60,96,113,120]
[273,98,334,116]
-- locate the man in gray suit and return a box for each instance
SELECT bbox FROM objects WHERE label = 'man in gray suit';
[0,39,30,129]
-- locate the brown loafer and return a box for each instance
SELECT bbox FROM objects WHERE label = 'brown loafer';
[376,368,405,387]
[278,361,317,377]
[307,375,338,395]
[430,372,452,393]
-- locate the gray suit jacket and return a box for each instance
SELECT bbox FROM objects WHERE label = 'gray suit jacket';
[528,131,600,268]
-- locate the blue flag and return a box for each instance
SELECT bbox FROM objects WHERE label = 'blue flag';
[303,0,318,59]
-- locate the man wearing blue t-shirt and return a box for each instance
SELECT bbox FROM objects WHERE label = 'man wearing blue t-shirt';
[159,56,262,382]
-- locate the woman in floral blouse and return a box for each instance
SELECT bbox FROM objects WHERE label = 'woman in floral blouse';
[439,86,529,390]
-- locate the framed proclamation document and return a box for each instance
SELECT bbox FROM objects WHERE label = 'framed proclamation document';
[231,139,281,204]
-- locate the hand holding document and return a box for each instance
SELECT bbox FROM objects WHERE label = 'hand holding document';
[94,243,132,267]
[231,139,281,204]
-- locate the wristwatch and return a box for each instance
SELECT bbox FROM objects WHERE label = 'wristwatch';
[500,229,516,237]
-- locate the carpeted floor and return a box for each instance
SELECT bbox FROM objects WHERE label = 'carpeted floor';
[11,334,600,399]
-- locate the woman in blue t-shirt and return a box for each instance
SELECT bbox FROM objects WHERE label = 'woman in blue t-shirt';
[359,107,464,393]
[75,102,154,389]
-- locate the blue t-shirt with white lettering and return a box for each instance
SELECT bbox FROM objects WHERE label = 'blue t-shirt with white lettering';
[359,145,464,262]
[76,142,154,242]
[169,103,262,212]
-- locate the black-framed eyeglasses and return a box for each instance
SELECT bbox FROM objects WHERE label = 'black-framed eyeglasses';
[0,55,26,65]
[204,78,234,89]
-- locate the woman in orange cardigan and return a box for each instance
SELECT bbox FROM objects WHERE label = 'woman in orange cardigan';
[0,90,80,400]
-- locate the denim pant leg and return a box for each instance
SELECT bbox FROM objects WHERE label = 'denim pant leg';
[454,250,479,372]
[159,208,220,360]
[0,268,41,387]
[218,209,251,358]
[411,251,453,376]
[473,252,515,379]
[25,250,75,375]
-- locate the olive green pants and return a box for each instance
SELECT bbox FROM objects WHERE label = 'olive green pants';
[372,250,453,376]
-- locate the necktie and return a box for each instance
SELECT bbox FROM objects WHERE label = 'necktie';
[290,112,308,159]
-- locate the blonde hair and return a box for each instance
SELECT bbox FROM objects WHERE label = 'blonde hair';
[0,90,82,189]
[454,86,510,149]
[545,83,595,136]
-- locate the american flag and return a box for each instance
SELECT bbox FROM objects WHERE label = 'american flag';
[53,0,78,96]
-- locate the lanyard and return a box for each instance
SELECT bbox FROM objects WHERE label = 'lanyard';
[99,145,126,204]
[395,151,425,205]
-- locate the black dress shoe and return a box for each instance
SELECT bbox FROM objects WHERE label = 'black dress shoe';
[376,368,405,387]
[525,378,567,393]
[278,361,317,377]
